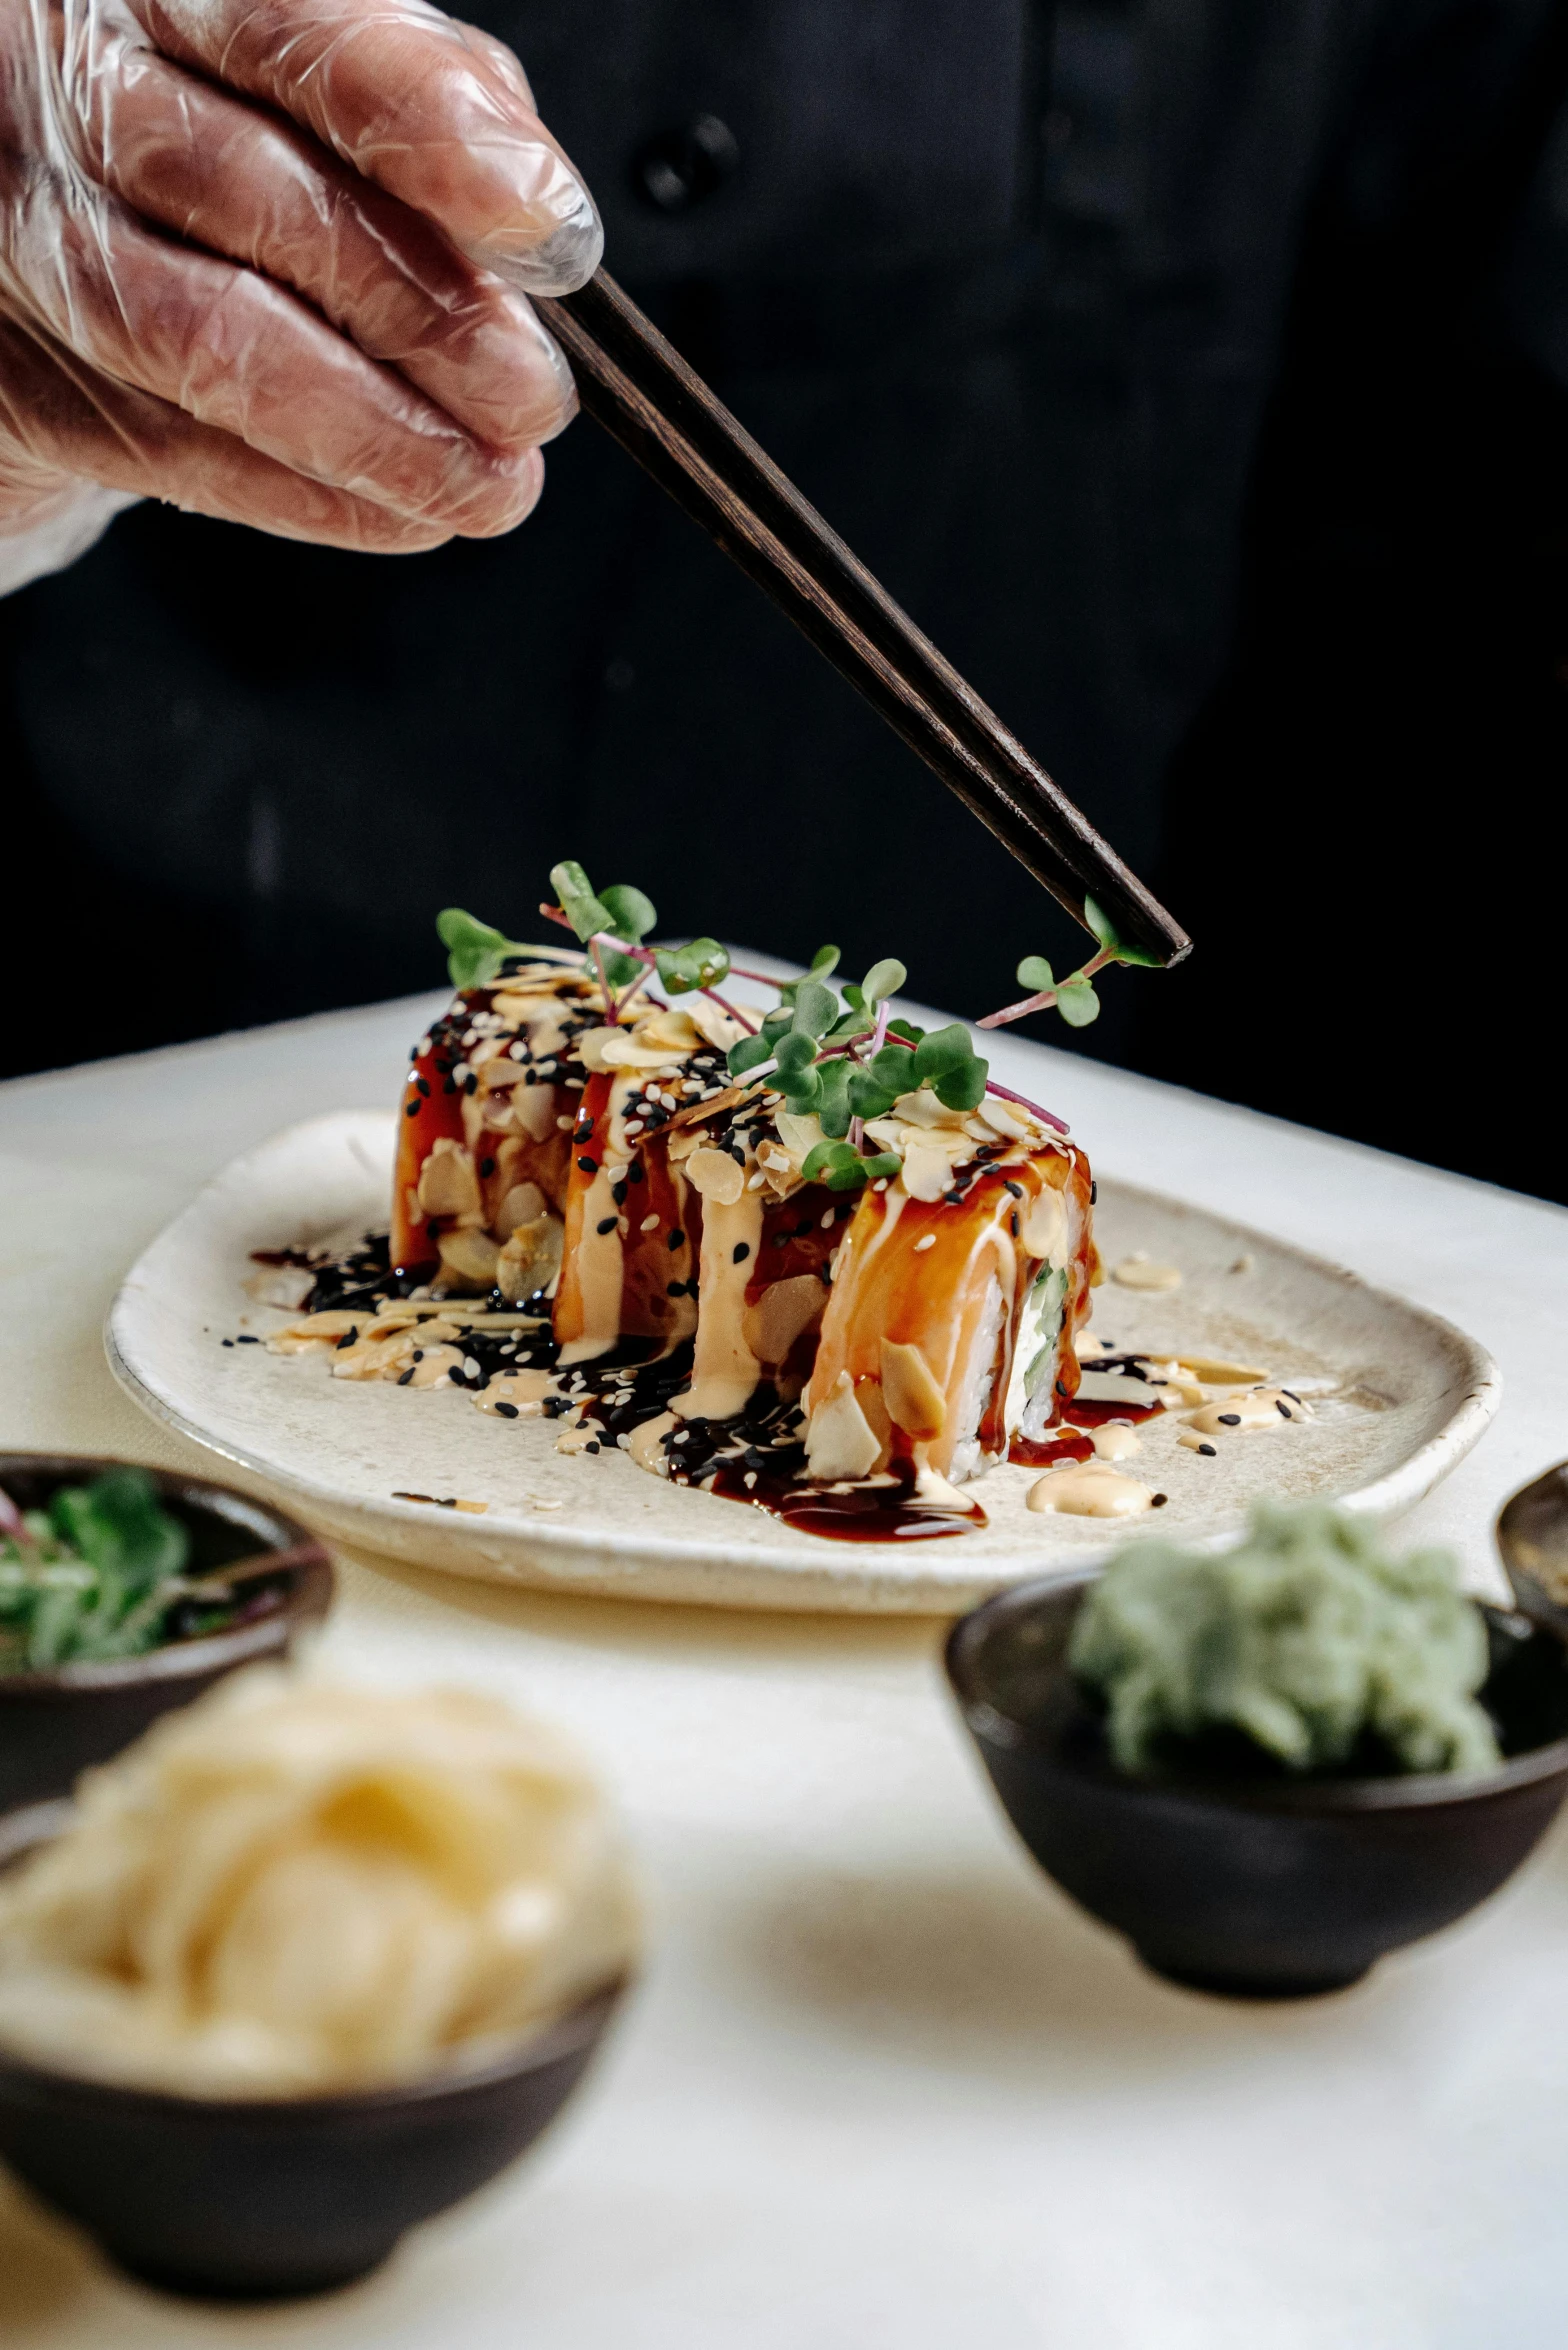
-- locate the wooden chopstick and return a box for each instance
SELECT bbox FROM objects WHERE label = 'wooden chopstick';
[537,270,1190,970]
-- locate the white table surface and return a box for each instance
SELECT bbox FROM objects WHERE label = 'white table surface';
[3,992,1567,2350]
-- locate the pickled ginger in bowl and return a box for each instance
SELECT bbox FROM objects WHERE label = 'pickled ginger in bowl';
[0,1667,638,2097]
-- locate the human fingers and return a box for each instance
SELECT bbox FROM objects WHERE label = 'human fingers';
[0,316,539,551]
[133,0,603,296]
[84,45,575,456]
[11,188,543,533]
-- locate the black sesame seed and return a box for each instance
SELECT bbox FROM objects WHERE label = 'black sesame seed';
[612,1182,628,1206]
[1003,1179,1023,1198]
[732,1241,751,1263]
[542,1397,566,1417]
[1276,1400,1293,1419]
[668,1229,685,1250]
[494,1401,519,1419]
[1151,1492,1169,1507]
[415,1077,430,1098]
[578,1157,598,1174]
[596,1216,618,1236]
[1091,1181,1098,1204]
[334,1328,358,1349]
[1010,1212,1020,1238]
[405,1100,421,1117]
[1197,1442,1217,1457]
[221,1338,233,1347]
[442,1079,456,1095]
[585,1439,601,1454]
[464,1074,478,1095]
[480,1156,495,1178]
[1218,1413,1241,1426]
[397,1367,415,1385]
[666,1281,685,1297]
[1281,1389,1302,1405]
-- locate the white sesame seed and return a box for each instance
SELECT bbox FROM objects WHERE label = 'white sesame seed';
[641,1214,660,1232]
[914,1234,936,1251]
[555,1116,573,1131]
[820,1209,834,1229]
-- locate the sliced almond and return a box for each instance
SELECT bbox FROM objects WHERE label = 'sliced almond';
[1175,1355,1271,1387]
[804,1371,884,1480]
[417,1138,482,1223]
[497,1214,563,1303]
[1111,1255,1182,1292]
[331,1333,417,1382]
[437,1227,500,1288]
[684,1147,746,1206]
[496,1180,547,1238]
[879,1338,947,1439]
[741,1273,827,1364]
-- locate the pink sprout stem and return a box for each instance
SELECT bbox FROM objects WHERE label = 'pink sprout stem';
[976,947,1115,1030]
[983,1079,1070,1135]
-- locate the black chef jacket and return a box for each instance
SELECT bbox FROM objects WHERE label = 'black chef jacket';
[5,0,1567,1194]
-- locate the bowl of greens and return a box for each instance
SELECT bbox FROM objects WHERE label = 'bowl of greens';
[0,1457,332,1813]
[946,1503,1568,1998]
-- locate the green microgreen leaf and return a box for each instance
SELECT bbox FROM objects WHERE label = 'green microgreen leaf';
[861,957,906,1006]
[598,883,658,942]
[841,982,866,1012]
[654,937,731,996]
[779,1063,822,1115]
[808,945,841,980]
[549,859,616,945]
[887,1018,925,1044]
[773,1030,817,1075]
[1016,955,1055,993]
[791,979,838,1040]
[761,1007,795,1044]
[932,1058,989,1111]
[868,1044,915,1091]
[910,1023,974,1083]
[436,908,531,990]
[823,1010,874,1045]
[1083,895,1162,968]
[815,1057,853,1138]
[728,1034,774,1078]
[1055,978,1101,1028]
[846,1067,900,1122]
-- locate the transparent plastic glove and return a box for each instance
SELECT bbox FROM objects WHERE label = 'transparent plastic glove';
[0,0,601,562]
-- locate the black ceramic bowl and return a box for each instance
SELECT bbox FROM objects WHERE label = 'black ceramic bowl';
[946,1571,1568,1999]
[0,1807,626,2300]
[0,1456,333,1813]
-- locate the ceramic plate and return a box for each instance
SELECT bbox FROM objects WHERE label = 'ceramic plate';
[106,1111,1501,1614]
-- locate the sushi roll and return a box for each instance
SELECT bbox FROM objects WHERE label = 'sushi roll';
[392,959,601,1298]
[375,880,1107,1537]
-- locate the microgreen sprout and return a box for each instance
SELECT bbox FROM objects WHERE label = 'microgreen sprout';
[437,865,1159,1192]
[977,895,1160,1031]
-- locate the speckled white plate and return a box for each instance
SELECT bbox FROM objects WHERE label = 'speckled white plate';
[106,1110,1501,1615]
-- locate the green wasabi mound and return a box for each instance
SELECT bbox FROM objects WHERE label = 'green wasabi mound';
[1068,1502,1501,1779]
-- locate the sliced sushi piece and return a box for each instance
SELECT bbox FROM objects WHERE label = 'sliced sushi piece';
[802,1090,1094,1492]
[391,961,601,1293]
[551,1000,743,1364]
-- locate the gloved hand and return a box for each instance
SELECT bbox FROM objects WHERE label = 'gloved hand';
[0,0,600,567]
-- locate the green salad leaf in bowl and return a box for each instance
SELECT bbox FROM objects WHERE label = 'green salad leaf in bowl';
[0,1468,236,1672]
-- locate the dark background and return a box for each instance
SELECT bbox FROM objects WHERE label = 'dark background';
[3,0,1566,1202]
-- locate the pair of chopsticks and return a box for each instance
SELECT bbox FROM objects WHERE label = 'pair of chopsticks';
[536,270,1190,970]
